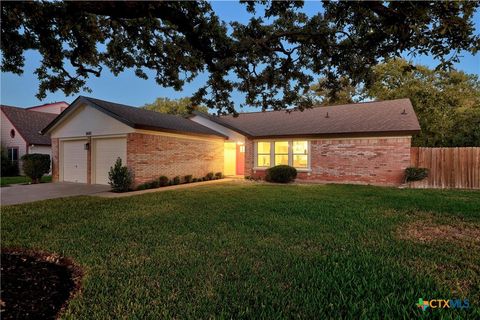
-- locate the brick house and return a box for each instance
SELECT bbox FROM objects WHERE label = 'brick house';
[41,96,420,186]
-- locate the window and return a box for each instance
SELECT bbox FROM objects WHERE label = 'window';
[7,147,18,162]
[10,129,15,138]
[257,142,271,167]
[255,141,309,169]
[292,141,308,168]
[274,141,289,165]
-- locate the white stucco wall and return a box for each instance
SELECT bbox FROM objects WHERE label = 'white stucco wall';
[50,103,134,139]
[190,115,245,142]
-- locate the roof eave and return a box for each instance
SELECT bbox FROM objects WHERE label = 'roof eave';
[41,96,137,135]
[191,111,253,137]
[249,129,421,140]
[134,124,227,139]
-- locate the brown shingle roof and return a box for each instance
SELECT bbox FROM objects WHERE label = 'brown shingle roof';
[198,99,420,138]
[1,105,57,145]
[42,96,227,138]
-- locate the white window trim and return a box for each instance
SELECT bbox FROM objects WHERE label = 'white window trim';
[254,140,311,171]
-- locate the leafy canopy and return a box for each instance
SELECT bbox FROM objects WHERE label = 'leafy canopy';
[142,97,208,117]
[1,1,479,114]
[311,58,480,147]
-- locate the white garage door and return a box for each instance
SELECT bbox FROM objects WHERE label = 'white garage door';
[94,137,127,185]
[62,140,87,183]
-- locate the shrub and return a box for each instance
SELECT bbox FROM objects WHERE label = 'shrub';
[159,176,169,187]
[136,179,160,190]
[215,172,223,179]
[21,153,50,184]
[150,180,160,188]
[108,157,133,192]
[184,175,193,183]
[192,178,198,182]
[265,165,297,183]
[404,167,429,182]
[206,172,214,180]
[136,183,149,190]
[172,176,181,185]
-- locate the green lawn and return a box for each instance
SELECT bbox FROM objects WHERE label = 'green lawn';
[2,183,479,319]
[0,175,52,186]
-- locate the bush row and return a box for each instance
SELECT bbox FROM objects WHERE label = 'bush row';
[137,172,223,191]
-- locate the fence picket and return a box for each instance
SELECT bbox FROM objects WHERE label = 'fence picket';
[410,147,480,189]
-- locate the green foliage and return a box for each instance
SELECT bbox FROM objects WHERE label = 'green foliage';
[159,176,169,187]
[108,158,133,192]
[310,76,361,106]
[20,154,50,184]
[404,167,429,183]
[265,165,297,183]
[1,146,19,176]
[2,2,478,113]
[172,176,181,185]
[214,172,223,179]
[184,175,193,183]
[143,97,208,116]
[0,175,51,186]
[205,172,214,180]
[365,59,480,147]
[137,180,159,190]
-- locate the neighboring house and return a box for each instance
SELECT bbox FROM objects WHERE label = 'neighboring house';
[26,101,69,114]
[1,103,66,172]
[41,96,420,186]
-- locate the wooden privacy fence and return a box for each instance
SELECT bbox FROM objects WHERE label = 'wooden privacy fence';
[410,147,480,189]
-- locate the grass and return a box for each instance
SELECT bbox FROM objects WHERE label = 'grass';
[1,175,52,186]
[2,182,479,319]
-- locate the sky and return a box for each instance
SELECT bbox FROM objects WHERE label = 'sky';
[1,1,479,110]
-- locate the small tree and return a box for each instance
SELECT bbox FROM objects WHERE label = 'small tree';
[108,158,133,192]
[21,154,50,183]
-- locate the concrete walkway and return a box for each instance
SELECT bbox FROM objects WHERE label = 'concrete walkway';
[1,182,110,206]
[95,178,236,198]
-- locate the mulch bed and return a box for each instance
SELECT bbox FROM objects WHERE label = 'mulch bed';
[0,248,83,320]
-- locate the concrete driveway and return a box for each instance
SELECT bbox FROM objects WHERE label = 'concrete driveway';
[1,182,110,206]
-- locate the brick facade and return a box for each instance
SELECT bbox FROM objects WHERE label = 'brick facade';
[247,137,412,186]
[51,138,59,182]
[127,132,224,186]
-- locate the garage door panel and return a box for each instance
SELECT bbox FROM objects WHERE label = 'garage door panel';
[94,138,127,185]
[62,140,87,183]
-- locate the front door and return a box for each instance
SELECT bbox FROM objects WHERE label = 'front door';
[224,142,236,176]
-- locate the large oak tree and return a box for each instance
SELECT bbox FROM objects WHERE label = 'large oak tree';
[1,1,479,113]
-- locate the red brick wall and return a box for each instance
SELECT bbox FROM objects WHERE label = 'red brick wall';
[244,138,254,177]
[127,132,224,186]
[51,138,59,182]
[248,137,412,186]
